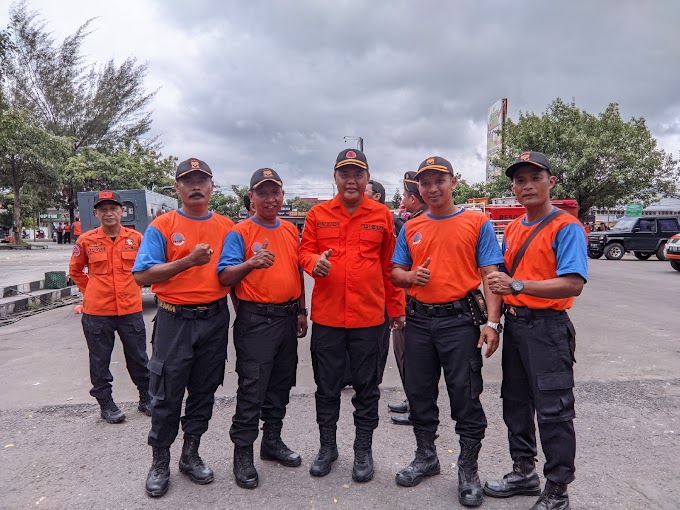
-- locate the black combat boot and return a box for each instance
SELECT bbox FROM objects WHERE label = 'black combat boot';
[97,398,125,424]
[352,428,374,483]
[395,429,440,487]
[530,480,570,510]
[484,457,541,498]
[233,444,258,489]
[457,437,484,507]
[388,399,409,413]
[260,421,302,467]
[309,426,338,477]
[145,447,170,497]
[178,434,214,484]
[138,390,152,416]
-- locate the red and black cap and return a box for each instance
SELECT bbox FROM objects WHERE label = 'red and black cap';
[250,168,283,189]
[93,190,123,208]
[414,156,454,179]
[505,151,552,178]
[335,148,368,171]
[403,171,420,194]
[176,158,213,179]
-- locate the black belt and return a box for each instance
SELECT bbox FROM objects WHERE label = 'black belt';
[238,299,300,317]
[504,305,567,319]
[156,297,226,319]
[407,297,471,317]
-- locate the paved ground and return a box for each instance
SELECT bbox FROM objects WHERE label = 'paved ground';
[0,253,679,509]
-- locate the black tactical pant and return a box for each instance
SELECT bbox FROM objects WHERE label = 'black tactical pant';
[147,302,229,448]
[377,314,391,384]
[502,308,577,484]
[81,312,149,400]
[311,322,383,430]
[404,309,487,440]
[229,305,298,447]
[391,327,406,386]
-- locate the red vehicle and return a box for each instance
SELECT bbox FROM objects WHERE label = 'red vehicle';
[462,199,579,234]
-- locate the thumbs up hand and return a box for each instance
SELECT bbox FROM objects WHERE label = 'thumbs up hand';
[250,238,275,269]
[412,257,431,286]
[313,248,333,277]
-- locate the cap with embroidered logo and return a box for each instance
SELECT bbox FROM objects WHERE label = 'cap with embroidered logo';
[334,148,369,171]
[176,158,213,179]
[93,190,123,208]
[414,156,454,179]
[250,168,283,189]
[403,171,420,194]
[505,151,552,178]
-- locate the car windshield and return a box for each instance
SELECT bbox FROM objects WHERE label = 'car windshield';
[611,217,638,231]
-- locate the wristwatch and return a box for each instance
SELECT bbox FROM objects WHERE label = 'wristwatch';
[486,321,503,334]
[510,280,524,295]
[298,307,308,317]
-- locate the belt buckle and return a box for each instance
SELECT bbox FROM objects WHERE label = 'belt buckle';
[426,304,435,317]
[195,306,209,319]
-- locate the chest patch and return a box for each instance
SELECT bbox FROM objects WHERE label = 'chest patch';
[172,232,186,246]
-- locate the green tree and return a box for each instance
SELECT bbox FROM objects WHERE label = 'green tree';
[286,196,313,212]
[391,189,402,209]
[493,98,680,219]
[452,174,489,204]
[209,185,248,219]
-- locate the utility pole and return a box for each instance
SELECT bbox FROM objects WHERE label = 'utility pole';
[343,136,364,152]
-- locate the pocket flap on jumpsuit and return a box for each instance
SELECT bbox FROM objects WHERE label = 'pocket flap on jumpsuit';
[147,357,164,376]
[537,372,574,391]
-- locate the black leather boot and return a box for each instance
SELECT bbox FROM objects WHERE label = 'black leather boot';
[391,413,412,425]
[352,428,374,483]
[484,457,541,497]
[138,390,152,416]
[233,444,258,489]
[388,399,409,413]
[530,480,570,510]
[457,437,483,507]
[309,426,338,477]
[395,429,440,487]
[260,421,301,467]
[145,447,170,497]
[178,434,214,484]
[97,398,125,424]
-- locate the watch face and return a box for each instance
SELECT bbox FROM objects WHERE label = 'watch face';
[511,280,524,294]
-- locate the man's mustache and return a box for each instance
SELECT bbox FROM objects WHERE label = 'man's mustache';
[189,192,205,198]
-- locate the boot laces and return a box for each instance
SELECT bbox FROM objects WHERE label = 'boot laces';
[237,448,254,468]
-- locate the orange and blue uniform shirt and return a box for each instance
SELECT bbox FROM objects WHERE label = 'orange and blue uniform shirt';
[218,217,301,303]
[299,194,405,328]
[69,226,143,315]
[132,210,234,305]
[501,207,588,311]
[392,209,503,304]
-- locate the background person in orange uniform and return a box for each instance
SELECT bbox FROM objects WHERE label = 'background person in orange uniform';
[485,152,587,510]
[133,158,234,498]
[391,156,503,508]
[72,218,82,242]
[218,168,308,490]
[69,190,151,425]
[299,148,405,483]
[63,222,71,244]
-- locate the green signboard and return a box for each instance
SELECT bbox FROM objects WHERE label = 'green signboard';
[625,203,643,217]
[39,212,69,221]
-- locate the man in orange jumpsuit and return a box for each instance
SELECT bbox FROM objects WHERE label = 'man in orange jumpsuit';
[69,190,151,425]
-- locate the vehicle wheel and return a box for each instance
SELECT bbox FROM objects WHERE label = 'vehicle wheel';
[604,243,625,260]
[656,243,667,261]
[633,251,653,260]
[671,260,680,271]
[587,249,603,259]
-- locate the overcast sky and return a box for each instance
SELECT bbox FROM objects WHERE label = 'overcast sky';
[3,0,679,199]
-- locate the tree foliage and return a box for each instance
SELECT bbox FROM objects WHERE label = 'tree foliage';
[209,185,248,219]
[452,174,488,205]
[493,98,680,218]
[391,189,402,209]
[286,196,313,212]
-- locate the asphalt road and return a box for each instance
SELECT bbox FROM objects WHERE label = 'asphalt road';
[0,255,679,509]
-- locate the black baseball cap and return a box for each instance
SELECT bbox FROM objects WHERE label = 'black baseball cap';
[250,168,283,189]
[93,190,122,208]
[505,151,552,178]
[414,156,454,179]
[335,148,368,171]
[176,158,213,179]
[403,171,420,194]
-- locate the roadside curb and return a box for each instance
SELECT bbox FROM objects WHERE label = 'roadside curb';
[0,286,79,318]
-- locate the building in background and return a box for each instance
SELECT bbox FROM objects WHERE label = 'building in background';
[486,98,508,181]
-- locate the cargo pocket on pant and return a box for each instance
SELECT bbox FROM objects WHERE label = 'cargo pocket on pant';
[469,358,483,399]
[536,372,575,423]
[147,357,165,401]
[236,359,262,404]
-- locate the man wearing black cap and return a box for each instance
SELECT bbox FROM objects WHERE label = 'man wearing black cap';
[391,156,503,507]
[387,171,429,425]
[218,168,308,489]
[485,151,587,510]
[133,158,234,498]
[69,190,151,425]
[299,148,405,483]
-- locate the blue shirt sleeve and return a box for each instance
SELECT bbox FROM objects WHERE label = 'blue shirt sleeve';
[217,231,246,273]
[391,227,412,268]
[132,226,166,272]
[553,223,588,282]
[476,221,504,268]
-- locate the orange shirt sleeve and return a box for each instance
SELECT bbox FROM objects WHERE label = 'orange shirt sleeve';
[299,207,320,277]
[68,240,89,292]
